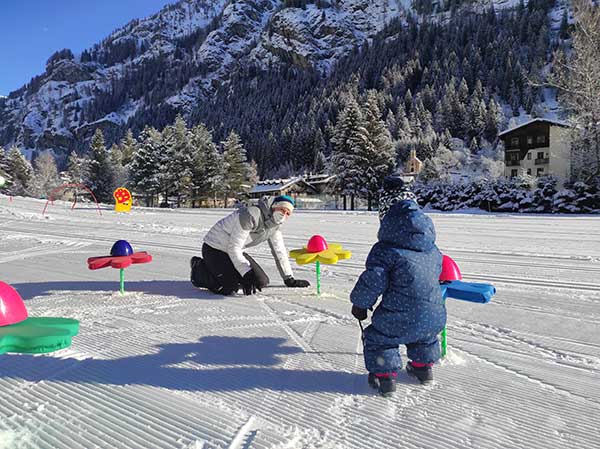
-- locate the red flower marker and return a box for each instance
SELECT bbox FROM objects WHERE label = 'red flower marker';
[87,240,152,294]
[87,252,152,270]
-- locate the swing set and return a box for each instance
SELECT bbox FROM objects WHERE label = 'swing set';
[41,183,102,217]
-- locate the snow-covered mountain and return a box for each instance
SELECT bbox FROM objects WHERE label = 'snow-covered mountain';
[0,0,543,163]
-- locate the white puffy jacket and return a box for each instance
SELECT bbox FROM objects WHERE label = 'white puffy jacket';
[203,197,294,279]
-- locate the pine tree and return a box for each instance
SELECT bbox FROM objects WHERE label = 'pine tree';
[110,144,128,188]
[468,96,487,139]
[190,123,223,206]
[363,91,395,209]
[221,130,251,202]
[330,97,369,208]
[129,126,162,206]
[85,128,116,203]
[6,146,33,196]
[247,160,259,186]
[160,115,193,206]
[120,129,137,166]
[0,146,11,190]
[484,99,502,141]
[313,150,327,173]
[66,151,85,184]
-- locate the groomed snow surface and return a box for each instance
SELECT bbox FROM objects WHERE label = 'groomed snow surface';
[1,196,599,449]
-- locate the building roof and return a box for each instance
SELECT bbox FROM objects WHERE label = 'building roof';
[498,118,570,137]
[249,177,303,194]
[249,174,335,194]
[303,174,336,185]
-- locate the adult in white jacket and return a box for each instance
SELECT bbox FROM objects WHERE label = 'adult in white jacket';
[191,195,310,295]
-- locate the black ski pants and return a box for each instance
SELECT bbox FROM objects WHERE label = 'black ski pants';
[202,243,270,295]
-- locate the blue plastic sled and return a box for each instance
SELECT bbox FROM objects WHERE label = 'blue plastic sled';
[440,280,496,304]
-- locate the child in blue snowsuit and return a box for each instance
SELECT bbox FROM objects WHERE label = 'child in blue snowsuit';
[350,176,446,395]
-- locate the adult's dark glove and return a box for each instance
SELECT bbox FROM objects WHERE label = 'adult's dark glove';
[351,305,368,321]
[241,270,262,295]
[284,277,310,288]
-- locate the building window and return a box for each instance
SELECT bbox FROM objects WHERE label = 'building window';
[527,168,532,175]
[536,135,546,144]
[527,153,532,160]
[511,169,518,177]
[537,152,544,159]
[512,153,519,161]
[537,168,544,176]
[511,137,519,147]
[527,136,533,145]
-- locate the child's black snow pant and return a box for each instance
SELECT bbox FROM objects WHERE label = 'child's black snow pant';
[200,243,269,295]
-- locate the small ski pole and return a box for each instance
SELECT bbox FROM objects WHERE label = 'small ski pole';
[358,320,365,343]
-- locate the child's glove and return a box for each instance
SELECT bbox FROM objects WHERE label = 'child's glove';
[351,305,368,321]
[284,277,310,288]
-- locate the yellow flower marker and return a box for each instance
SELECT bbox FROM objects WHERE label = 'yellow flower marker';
[289,235,352,295]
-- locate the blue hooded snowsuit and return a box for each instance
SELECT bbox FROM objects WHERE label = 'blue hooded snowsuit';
[350,200,446,374]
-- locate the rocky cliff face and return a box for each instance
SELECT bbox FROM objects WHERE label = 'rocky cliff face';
[0,0,518,161]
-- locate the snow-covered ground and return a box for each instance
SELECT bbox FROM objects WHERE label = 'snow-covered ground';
[1,195,599,449]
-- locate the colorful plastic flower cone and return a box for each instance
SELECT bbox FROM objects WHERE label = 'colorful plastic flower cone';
[438,254,495,358]
[439,254,462,282]
[0,281,28,327]
[0,281,79,354]
[87,240,152,294]
[289,235,352,295]
[438,254,462,357]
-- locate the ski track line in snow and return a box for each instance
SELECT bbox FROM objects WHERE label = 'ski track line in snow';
[13,379,233,449]
[0,241,91,264]
[227,415,257,449]
[254,298,452,449]
[449,257,600,273]
[5,221,599,267]
[450,321,600,372]
[0,318,253,447]
[257,296,336,371]
[241,297,384,448]
[479,298,600,322]
[4,224,600,293]
[450,342,600,409]
[4,201,600,448]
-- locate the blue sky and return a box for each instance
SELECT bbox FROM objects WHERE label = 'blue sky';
[0,0,178,96]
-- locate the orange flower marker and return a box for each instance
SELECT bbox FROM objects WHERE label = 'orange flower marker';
[289,235,351,295]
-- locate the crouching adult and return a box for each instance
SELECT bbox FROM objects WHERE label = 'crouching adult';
[191,195,310,295]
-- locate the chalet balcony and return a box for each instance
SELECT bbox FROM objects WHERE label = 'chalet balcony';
[505,160,521,166]
[535,158,550,165]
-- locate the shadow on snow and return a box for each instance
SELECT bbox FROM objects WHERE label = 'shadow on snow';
[0,335,382,394]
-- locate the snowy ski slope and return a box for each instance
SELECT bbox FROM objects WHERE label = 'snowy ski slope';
[0,195,599,449]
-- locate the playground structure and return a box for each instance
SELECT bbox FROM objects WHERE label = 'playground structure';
[87,240,152,294]
[290,235,352,295]
[42,183,102,217]
[0,281,79,354]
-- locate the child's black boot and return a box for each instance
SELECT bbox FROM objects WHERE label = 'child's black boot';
[406,361,433,385]
[378,374,396,397]
[367,373,379,390]
[368,373,396,397]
